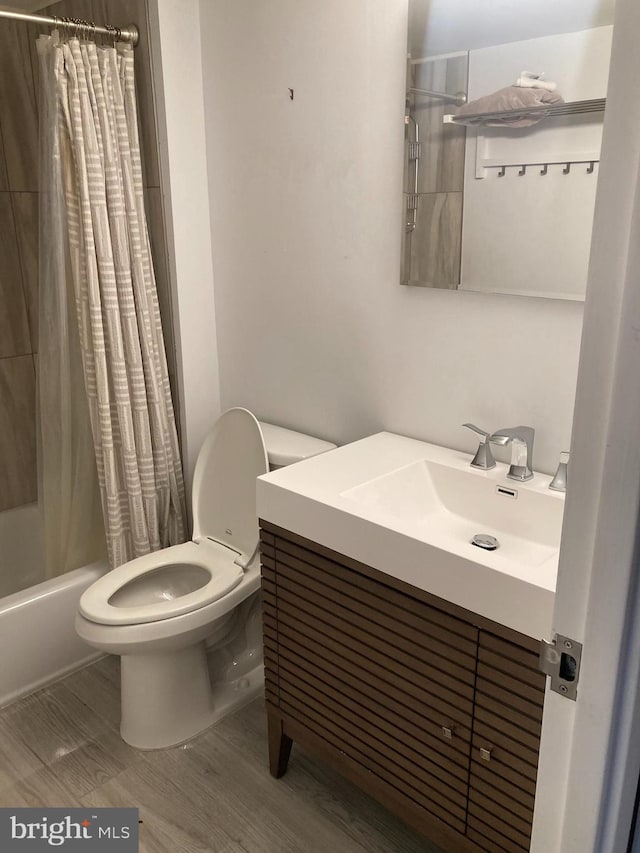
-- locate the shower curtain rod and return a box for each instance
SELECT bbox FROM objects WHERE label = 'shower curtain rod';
[408,87,467,106]
[0,9,139,47]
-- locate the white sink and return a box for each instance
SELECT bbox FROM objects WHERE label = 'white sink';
[257,432,565,638]
[341,457,562,572]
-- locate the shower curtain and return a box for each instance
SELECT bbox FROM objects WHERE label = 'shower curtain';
[38,32,187,569]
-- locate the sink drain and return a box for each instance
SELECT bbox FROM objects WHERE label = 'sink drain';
[471,533,499,551]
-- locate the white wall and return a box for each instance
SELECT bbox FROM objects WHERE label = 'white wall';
[199,0,585,475]
[148,0,221,500]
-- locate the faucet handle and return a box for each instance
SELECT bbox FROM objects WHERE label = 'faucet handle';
[463,423,491,441]
[462,423,496,470]
[549,451,569,492]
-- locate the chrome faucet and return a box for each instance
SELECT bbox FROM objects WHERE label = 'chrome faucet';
[490,426,535,481]
[462,424,497,470]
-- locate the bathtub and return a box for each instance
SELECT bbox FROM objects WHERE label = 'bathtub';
[0,560,107,708]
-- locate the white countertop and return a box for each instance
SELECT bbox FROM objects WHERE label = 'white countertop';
[257,432,563,639]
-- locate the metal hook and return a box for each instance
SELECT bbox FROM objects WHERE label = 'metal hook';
[518,165,527,176]
[104,23,117,47]
[497,166,506,177]
[563,163,571,175]
[61,15,72,41]
[540,164,549,176]
[587,162,595,174]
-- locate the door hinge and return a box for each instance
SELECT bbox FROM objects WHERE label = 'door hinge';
[539,634,582,701]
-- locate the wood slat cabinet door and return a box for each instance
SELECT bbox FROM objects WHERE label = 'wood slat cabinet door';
[260,523,547,853]
[261,527,479,837]
[467,631,546,853]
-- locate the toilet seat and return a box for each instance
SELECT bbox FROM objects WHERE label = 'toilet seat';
[80,408,270,628]
[79,539,245,626]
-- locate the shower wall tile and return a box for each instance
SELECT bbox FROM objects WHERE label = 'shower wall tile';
[0,20,38,192]
[0,355,37,511]
[0,193,32,357]
[12,192,39,351]
[414,56,467,195]
[400,206,413,284]
[0,124,8,191]
[409,192,463,288]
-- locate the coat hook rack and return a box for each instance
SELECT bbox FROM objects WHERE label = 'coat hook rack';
[497,166,506,177]
[587,161,595,173]
[563,163,571,175]
[518,165,527,176]
[540,164,548,176]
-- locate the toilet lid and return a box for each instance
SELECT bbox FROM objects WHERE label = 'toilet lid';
[191,408,269,562]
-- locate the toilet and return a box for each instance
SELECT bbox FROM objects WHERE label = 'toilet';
[75,408,336,749]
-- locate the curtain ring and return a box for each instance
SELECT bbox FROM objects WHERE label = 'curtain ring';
[104,23,117,48]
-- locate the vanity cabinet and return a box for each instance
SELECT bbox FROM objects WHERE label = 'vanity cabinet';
[260,521,546,853]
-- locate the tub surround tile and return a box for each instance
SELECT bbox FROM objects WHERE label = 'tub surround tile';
[0,194,32,358]
[414,55,467,195]
[12,192,39,350]
[0,19,38,193]
[0,122,8,191]
[0,355,37,511]
[410,191,463,287]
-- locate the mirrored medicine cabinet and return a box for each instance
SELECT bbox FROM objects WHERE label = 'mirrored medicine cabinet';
[402,0,617,300]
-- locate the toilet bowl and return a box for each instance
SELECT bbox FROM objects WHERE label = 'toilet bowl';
[75,408,336,749]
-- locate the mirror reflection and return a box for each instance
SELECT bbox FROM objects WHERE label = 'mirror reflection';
[402,0,616,299]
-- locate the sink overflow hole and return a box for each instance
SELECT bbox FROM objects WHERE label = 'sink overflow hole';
[496,485,518,499]
[471,534,499,551]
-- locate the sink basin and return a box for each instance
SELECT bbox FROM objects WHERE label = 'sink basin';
[257,432,565,638]
[341,458,563,571]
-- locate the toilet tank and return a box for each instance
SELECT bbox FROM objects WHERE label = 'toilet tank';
[258,422,337,469]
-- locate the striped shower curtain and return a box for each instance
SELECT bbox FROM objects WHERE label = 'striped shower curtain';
[39,33,186,568]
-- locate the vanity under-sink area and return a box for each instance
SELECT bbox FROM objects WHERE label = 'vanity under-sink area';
[257,433,564,853]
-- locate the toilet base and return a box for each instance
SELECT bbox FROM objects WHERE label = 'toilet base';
[120,643,264,749]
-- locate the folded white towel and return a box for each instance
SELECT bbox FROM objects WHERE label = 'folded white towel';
[515,71,558,92]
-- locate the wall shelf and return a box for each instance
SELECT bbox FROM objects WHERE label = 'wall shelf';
[444,97,606,126]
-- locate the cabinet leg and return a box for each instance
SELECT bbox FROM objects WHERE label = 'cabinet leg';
[268,710,293,778]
